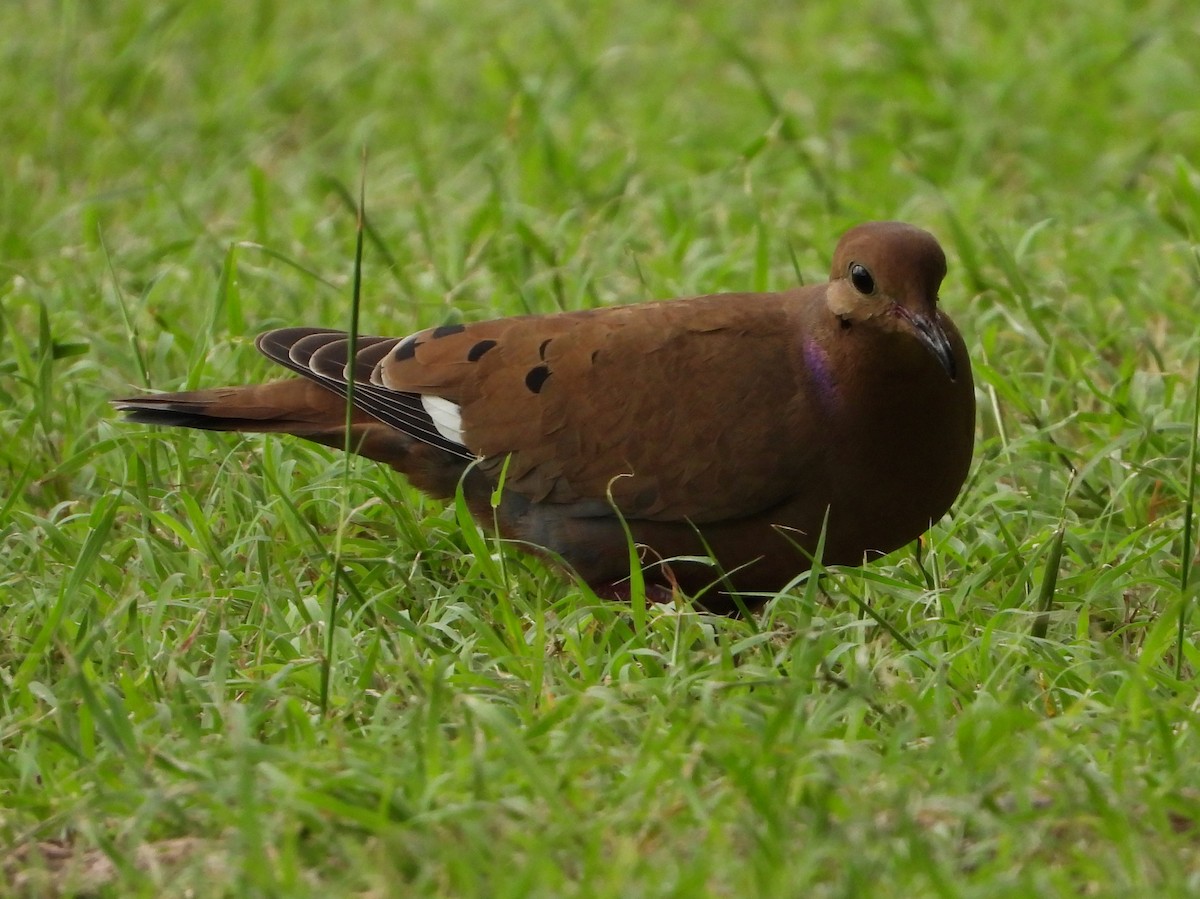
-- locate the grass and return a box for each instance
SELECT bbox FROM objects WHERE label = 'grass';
[2,0,1200,895]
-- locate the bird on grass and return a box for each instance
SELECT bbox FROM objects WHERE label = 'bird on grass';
[114,221,975,613]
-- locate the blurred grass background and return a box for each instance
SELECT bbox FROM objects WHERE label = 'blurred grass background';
[2,0,1200,895]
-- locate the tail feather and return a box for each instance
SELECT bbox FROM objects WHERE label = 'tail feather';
[112,381,349,433]
[113,379,470,498]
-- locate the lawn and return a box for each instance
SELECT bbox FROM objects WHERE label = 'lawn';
[2,1,1200,895]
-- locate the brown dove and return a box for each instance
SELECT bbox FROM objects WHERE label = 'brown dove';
[114,221,974,613]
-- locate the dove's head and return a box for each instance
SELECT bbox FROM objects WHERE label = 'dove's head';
[826,221,959,381]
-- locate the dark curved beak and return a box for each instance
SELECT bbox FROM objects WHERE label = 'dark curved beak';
[897,306,957,381]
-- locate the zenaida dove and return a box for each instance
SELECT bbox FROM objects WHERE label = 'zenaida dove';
[114,221,974,613]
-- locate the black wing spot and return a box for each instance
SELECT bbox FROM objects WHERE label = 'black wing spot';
[432,323,466,339]
[525,364,551,394]
[467,339,497,362]
[394,338,419,361]
[538,338,553,360]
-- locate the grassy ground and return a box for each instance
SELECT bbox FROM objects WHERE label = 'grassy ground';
[3,0,1200,895]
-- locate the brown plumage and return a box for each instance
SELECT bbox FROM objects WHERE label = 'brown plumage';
[114,221,975,613]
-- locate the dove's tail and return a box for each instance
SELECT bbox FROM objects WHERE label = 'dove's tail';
[113,380,469,499]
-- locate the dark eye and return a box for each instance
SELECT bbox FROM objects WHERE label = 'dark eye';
[849,263,875,295]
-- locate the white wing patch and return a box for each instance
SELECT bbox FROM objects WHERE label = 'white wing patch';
[420,395,465,445]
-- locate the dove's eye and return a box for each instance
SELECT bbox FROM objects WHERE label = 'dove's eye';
[849,263,875,295]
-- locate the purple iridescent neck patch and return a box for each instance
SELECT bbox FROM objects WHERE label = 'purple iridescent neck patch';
[803,337,839,412]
